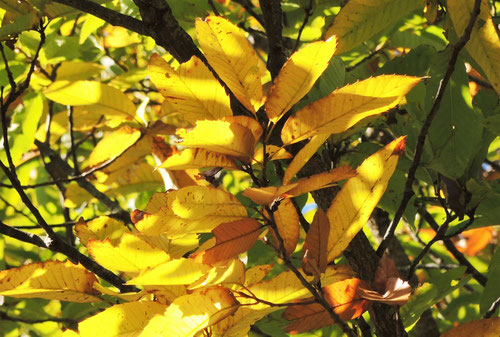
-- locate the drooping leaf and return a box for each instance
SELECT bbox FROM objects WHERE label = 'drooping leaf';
[0,261,100,303]
[202,218,262,264]
[358,277,411,306]
[127,258,210,286]
[176,118,256,159]
[149,54,231,123]
[283,134,329,184]
[287,166,357,197]
[43,80,137,119]
[195,16,265,113]
[326,136,406,261]
[242,184,297,206]
[140,287,239,337]
[302,210,330,277]
[75,216,130,247]
[88,126,142,167]
[282,75,421,144]
[283,278,372,334]
[441,317,500,337]
[87,233,170,274]
[324,0,424,54]
[78,301,167,337]
[448,0,500,96]
[160,148,237,170]
[269,199,300,257]
[265,37,337,122]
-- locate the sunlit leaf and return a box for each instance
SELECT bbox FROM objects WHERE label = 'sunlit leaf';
[75,216,130,247]
[265,37,337,122]
[455,226,494,256]
[176,118,256,159]
[448,0,500,96]
[55,61,104,81]
[327,136,406,261]
[441,317,500,337]
[43,80,136,119]
[269,199,300,257]
[283,134,329,184]
[160,148,238,170]
[88,126,142,167]
[0,261,100,303]
[244,264,273,287]
[103,26,141,48]
[302,210,329,278]
[253,145,292,164]
[202,218,262,264]
[324,0,424,54]
[140,287,239,337]
[87,233,170,274]
[242,184,297,206]
[127,258,210,286]
[190,258,245,289]
[149,54,231,123]
[287,166,357,197]
[282,75,421,144]
[79,301,167,337]
[196,16,265,113]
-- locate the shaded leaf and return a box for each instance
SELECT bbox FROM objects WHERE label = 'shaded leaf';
[480,246,500,315]
[327,136,406,261]
[149,54,231,123]
[302,210,330,277]
[79,301,167,337]
[202,218,262,264]
[287,166,357,197]
[282,75,421,144]
[269,199,300,257]
[324,0,424,54]
[0,261,100,303]
[242,184,297,206]
[265,37,337,122]
[358,277,411,306]
[441,317,500,337]
[196,16,265,113]
[283,134,329,184]
[160,148,237,170]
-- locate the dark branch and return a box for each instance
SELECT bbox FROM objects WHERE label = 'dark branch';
[377,0,483,256]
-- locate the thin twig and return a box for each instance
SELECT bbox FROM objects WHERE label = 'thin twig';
[232,0,265,27]
[293,0,314,52]
[377,0,483,256]
[484,296,500,318]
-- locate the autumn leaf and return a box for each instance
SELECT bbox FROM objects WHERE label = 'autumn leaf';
[78,301,167,337]
[160,148,237,170]
[140,287,239,337]
[244,264,273,286]
[358,277,411,306]
[441,317,500,337]
[327,136,406,261]
[190,258,245,289]
[196,16,265,113]
[454,226,494,256]
[302,210,330,278]
[0,261,100,303]
[253,145,292,164]
[88,126,141,167]
[242,184,297,206]
[324,0,424,55]
[268,199,300,257]
[149,54,231,123]
[75,216,130,247]
[287,166,357,196]
[202,218,262,264]
[282,75,421,144]
[448,0,500,96]
[265,37,337,122]
[283,134,329,184]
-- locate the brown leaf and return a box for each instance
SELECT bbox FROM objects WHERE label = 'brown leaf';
[374,254,401,293]
[358,277,411,306]
[302,210,330,278]
[202,218,262,264]
[441,317,500,337]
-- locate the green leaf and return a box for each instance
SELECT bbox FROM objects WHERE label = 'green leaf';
[480,246,500,315]
[0,12,38,40]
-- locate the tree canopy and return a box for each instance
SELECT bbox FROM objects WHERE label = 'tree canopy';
[0,0,499,336]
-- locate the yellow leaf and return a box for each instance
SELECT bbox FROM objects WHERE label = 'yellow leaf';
[64,183,95,208]
[62,329,80,337]
[99,134,154,174]
[287,166,357,197]
[170,169,211,188]
[127,258,210,286]
[327,137,406,261]
[269,199,300,257]
[43,80,136,119]
[88,126,142,167]
[196,16,265,113]
[283,134,329,184]
[55,61,103,81]
[441,317,500,337]
[160,148,238,170]
[140,233,199,259]
[140,287,239,337]
[79,301,167,337]
[103,25,141,48]
[75,216,130,247]
[282,75,421,144]
[265,37,337,123]
[144,192,168,213]
[448,0,500,96]
[202,218,262,264]
[149,54,231,124]
[0,261,100,303]
[143,285,187,305]
[87,233,170,274]
[242,184,297,206]
[324,0,424,55]
[176,119,256,159]
[244,264,273,286]
[189,258,246,289]
[93,283,146,302]
[253,145,292,164]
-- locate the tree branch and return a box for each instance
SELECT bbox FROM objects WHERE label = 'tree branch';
[376,0,483,256]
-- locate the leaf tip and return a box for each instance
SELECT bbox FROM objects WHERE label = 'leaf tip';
[393,136,407,156]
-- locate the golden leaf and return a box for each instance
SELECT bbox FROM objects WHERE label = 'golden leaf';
[283,134,329,184]
[269,199,300,257]
[287,166,357,197]
[75,216,130,247]
[88,126,141,167]
[302,210,330,277]
[160,148,238,170]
